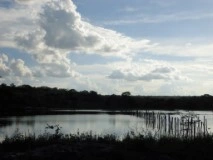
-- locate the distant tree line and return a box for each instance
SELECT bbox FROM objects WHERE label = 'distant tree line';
[0,83,213,115]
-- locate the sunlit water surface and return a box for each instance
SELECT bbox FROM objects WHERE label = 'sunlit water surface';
[0,110,213,141]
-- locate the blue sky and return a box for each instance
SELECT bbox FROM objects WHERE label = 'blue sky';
[0,0,213,95]
[74,0,213,38]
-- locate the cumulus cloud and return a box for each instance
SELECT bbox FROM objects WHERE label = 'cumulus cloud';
[0,76,23,86]
[7,0,155,81]
[15,0,31,3]
[14,0,153,78]
[2,0,205,84]
[2,0,211,95]
[10,59,32,77]
[0,54,11,77]
[42,63,80,78]
[15,29,78,77]
[38,0,152,55]
[0,53,32,78]
[15,0,50,5]
[108,60,188,81]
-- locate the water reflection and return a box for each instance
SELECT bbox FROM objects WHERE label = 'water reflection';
[133,111,209,138]
[109,116,116,126]
[0,119,12,127]
[0,110,212,140]
[14,117,36,126]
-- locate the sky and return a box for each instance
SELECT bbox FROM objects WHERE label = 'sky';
[0,0,213,95]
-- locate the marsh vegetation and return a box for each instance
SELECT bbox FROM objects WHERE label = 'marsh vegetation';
[1,123,213,160]
[1,84,213,159]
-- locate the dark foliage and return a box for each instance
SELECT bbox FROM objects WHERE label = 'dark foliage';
[1,131,213,160]
[0,83,213,115]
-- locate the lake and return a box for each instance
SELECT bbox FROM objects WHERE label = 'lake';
[0,110,213,141]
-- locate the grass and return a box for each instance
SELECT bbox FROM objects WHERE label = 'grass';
[1,128,213,150]
[1,126,213,160]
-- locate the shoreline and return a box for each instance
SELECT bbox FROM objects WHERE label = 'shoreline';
[1,108,213,117]
[1,132,213,160]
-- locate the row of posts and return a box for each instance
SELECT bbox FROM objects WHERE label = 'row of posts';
[133,111,209,138]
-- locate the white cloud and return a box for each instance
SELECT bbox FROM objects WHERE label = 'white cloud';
[9,0,155,80]
[15,0,50,5]
[10,59,32,77]
[15,0,153,58]
[0,54,11,77]
[0,76,23,85]
[108,60,188,82]
[0,53,32,78]
[42,63,80,78]
[103,11,213,25]
[118,7,138,13]
[0,53,38,87]
[1,0,213,95]
[147,42,213,57]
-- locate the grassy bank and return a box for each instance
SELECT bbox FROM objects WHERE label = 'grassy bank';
[1,129,213,160]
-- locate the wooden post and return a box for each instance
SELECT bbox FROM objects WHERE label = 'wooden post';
[194,119,196,138]
[204,116,206,136]
[190,117,193,138]
[175,117,177,136]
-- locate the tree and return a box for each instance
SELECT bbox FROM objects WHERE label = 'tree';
[10,83,16,87]
[121,91,131,96]
[0,83,7,88]
[69,89,77,93]
[90,91,98,96]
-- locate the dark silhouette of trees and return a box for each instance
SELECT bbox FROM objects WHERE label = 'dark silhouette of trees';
[121,91,131,96]
[0,83,213,116]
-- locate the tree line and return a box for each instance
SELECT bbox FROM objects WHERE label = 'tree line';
[0,83,213,115]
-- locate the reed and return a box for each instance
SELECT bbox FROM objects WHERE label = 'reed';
[133,110,209,138]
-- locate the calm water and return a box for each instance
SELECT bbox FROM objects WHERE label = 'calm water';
[0,110,213,141]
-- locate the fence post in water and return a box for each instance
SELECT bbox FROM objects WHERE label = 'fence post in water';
[201,122,203,136]
[159,114,161,131]
[204,116,208,135]
[181,118,184,137]
[174,117,177,137]
[156,113,158,129]
[190,117,193,138]
[186,118,190,138]
[168,115,170,135]
[177,118,180,137]
[165,115,167,135]
[148,112,151,126]
[203,116,206,137]
[197,117,200,135]
[194,119,196,138]
[152,112,155,129]
[171,117,173,135]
